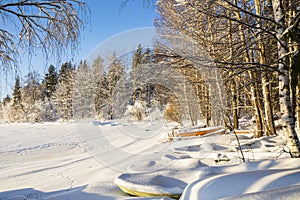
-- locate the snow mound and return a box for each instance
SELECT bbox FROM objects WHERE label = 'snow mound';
[115,169,199,198]
[180,168,300,200]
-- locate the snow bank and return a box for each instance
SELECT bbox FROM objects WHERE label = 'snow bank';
[180,168,300,200]
[220,184,300,200]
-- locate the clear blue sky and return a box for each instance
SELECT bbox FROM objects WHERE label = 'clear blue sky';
[0,0,158,99]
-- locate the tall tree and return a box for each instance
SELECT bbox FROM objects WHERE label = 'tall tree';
[92,56,109,118]
[52,62,75,121]
[11,76,27,122]
[12,76,22,108]
[107,53,126,119]
[271,0,300,157]
[43,65,58,100]
[22,71,43,122]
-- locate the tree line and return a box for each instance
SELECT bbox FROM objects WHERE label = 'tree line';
[0,46,208,124]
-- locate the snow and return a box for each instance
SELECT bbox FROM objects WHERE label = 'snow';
[0,121,300,199]
[180,168,300,200]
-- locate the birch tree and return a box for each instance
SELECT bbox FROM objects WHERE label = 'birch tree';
[0,0,88,70]
[271,0,300,157]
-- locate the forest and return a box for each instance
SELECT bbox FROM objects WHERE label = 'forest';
[1,0,300,157]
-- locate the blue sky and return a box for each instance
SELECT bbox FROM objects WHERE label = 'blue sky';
[0,0,158,99]
[81,0,158,59]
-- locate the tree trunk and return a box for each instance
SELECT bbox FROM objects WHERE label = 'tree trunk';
[254,0,276,136]
[262,74,276,135]
[272,0,300,157]
[227,12,239,130]
[249,71,264,137]
[231,77,239,130]
[297,74,300,129]
[233,8,263,136]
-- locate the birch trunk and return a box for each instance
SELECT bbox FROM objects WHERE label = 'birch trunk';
[272,0,300,157]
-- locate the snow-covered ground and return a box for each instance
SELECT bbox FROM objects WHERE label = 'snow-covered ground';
[0,121,299,200]
[0,121,173,200]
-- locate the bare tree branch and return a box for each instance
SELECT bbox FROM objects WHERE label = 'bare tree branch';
[0,0,90,71]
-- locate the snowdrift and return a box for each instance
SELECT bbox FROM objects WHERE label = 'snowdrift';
[115,158,300,198]
[181,168,300,200]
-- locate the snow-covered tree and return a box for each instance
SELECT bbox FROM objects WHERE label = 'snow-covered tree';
[107,53,126,119]
[154,0,300,156]
[39,65,59,121]
[0,0,88,70]
[10,76,26,122]
[52,62,75,121]
[95,72,109,119]
[73,60,97,119]
[124,100,147,121]
[21,71,43,122]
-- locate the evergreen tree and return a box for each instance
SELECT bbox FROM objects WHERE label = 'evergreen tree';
[107,53,126,119]
[73,60,96,119]
[132,44,143,69]
[52,61,75,121]
[91,56,109,119]
[2,95,11,106]
[131,45,156,106]
[10,76,27,122]
[43,65,58,99]
[95,72,109,118]
[12,76,22,107]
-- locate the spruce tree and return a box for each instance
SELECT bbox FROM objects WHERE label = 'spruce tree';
[52,61,75,120]
[2,95,11,106]
[43,65,58,99]
[12,76,22,107]
[95,72,109,118]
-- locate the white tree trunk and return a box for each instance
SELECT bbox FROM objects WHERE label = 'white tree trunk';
[272,0,300,157]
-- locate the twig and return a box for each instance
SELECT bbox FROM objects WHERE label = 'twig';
[233,130,245,162]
